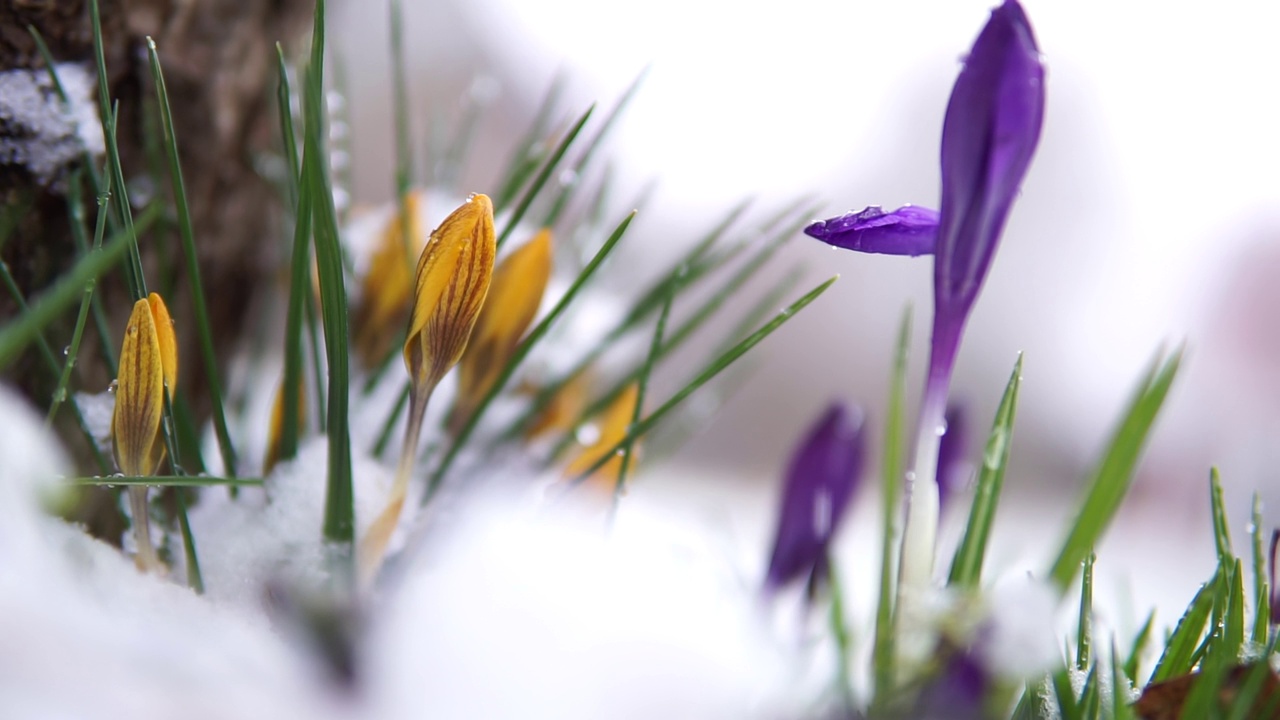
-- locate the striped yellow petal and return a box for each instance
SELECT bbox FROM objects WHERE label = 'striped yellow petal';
[450,228,552,433]
[354,191,425,367]
[403,193,496,394]
[111,297,167,477]
[562,383,640,493]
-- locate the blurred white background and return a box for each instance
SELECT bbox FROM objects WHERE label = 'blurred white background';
[331,0,1280,552]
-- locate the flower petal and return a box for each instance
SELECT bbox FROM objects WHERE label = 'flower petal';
[450,228,553,433]
[111,298,166,477]
[562,382,640,493]
[764,402,866,591]
[936,402,970,513]
[355,190,425,367]
[804,205,939,257]
[146,292,178,400]
[935,0,1045,315]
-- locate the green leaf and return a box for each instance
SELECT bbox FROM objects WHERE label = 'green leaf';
[68,475,265,487]
[1210,467,1235,564]
[1111,640,1137,720]
[175,489,204,594]
[1150,569,1217,683]
[1047,348,1183,592]
[947,353,1023,588]
[1077,552,1095,671]
[1252,493,1270,644]
[303,0,355,561]
[496,105,594,250]
[1052,665,1082,720]
[278,45,311,468]
[564,276,838,488]
[872,306,910,707]
[1122,609,1155,684]
[146,38,239,477]
[1224,557,1246,663]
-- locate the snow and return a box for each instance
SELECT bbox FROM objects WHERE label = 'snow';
[0,63,104,188]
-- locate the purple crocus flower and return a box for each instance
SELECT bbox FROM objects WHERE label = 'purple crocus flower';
[764,402,866,592]
[936,403,970,514]
[912,644,989,720]
[895,0,1044,598]
[1269,530,1280,623]
[804,205,939,257]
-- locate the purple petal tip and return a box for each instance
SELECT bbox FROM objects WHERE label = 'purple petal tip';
[804,205,939,257]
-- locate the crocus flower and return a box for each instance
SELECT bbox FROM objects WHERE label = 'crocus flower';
[360,193,496,586]
[763,402,866,592]
[111,292,178,573]
[804,205,939,257]
[449,228,553,435]
[935,402,970,514]
[911,643,989,720]
[1269,529,1280,623]
[901,0,1044,605]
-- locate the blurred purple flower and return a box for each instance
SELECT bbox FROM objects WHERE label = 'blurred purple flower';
[1269,529,1280,623]
[804,205,939,257]
[764,402,866,592]
[912,644,989,720]
[936,403,970,513]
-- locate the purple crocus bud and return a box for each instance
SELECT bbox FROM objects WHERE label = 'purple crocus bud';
[900,0,1045,609]
[804,205,939,257]
[764,402,866,591]
[936,403,970,513]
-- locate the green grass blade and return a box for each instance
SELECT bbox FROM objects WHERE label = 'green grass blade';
[828,563,857,711]
[90,0,145,301]
[1226,636,1280,720]
[174,489,204,593]
[146,38,239,477]
[425,211,636,500]
[1252,493,1270,643]
[541,68,647,229]
[1112,640,1136,720]
[947,353,1023,588]
[1150,569,1218,682]
[373,383,412,458]
[612,264,675,504]
[1047,348,1183,592]
[1210,467,1234,563]
[872,306,911,707]
[565,276,838,488]
[1224,557,1246,662]
[304,0,355,558]
[1077,552,1095,671]
[1052,665,1082,720]
[1180,650,1227,720]
[47,170,113,424]
[1122,609,1155,684]
[69,475,265,487]
[493,73,566,212]
[1077,665,1100,720]
[277,44,310,465]
[496,105,594,250]
[390,0,412,198]
[0,209,157,369]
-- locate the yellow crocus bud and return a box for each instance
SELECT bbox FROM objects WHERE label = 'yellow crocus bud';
[354,191,425,368]
[360,193,497,588]
[110,292,178,574]
[563,383,640,493]
[111,293,178,477]
[403,193,497,394]
[263,377,307,475]
[449,228,552,435]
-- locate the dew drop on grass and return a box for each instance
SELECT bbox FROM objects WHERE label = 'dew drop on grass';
[62,345,70,356]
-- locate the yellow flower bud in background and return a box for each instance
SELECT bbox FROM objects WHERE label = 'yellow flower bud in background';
[403,193,497,395]
[563,383,640,493]
[263,377,307,475]
[111,293,178,477]
[449,228,552,434]
[354,191,425,368]
[521,370,592,442]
